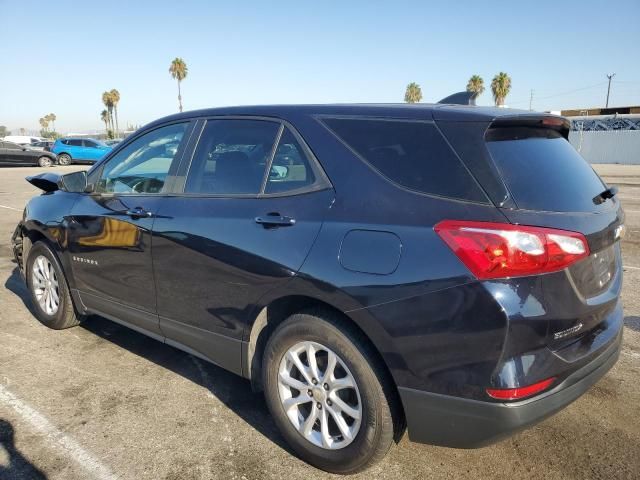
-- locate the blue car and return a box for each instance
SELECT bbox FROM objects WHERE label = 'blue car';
[51,138,112,165]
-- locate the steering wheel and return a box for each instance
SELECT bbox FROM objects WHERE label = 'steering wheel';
[131,178,164,193]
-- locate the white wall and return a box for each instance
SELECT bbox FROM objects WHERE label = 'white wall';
[569,130,640,164]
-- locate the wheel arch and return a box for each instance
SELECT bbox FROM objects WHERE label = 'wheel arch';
[245,294,406,441]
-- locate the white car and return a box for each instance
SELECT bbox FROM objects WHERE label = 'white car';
[2,135,45,146]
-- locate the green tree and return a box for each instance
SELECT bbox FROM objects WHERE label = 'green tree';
[404,82,423,103]
[19,128,26,135]
[102,91,114,132]
[0,126,10,137]
[46,113,57,132]
[100,109,110,133]
[110,89,120,137]
[39,117,49,132]
[466,75,485,100]
[169,57,188,112]
[491,72,512,107]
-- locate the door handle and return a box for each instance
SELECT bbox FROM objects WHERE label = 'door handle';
[255,214,296,227]
[125,207,153,219]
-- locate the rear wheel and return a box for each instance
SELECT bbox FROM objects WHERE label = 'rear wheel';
[57,153,72,166]
[263,311,398,474]
[26,242,81,329]
[37,156,52,167]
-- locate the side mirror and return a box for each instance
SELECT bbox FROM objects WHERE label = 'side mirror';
[59,171,88,193]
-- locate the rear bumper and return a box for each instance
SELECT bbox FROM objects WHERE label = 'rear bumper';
[398,327,622,448]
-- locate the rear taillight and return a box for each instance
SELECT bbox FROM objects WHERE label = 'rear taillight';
[486,377,556,400]
[434,220,589,280]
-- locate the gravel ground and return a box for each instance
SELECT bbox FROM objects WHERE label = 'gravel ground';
[0,164,638,480]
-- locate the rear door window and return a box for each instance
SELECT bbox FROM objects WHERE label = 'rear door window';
[486,127,606,212]
[264,128,317,194]
[185,119,280,195]
[322,118,487,202]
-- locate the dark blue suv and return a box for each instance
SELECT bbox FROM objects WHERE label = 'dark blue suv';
[12,101,624,473]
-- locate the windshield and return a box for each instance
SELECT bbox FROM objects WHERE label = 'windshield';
[486,127,607,213]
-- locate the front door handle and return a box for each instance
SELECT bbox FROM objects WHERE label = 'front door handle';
[255,214,296,227]
[125,207,153,219]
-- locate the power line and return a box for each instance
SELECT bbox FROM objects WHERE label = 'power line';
[508,81,610,106]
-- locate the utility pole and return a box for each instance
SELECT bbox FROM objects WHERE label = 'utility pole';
[529,89,534,110]
[606,73,616,108]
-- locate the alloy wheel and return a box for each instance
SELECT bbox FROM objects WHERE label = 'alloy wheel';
[31,255,60,315]
[277,341,362,450]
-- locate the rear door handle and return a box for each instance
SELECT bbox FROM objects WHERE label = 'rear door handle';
[255,214,296,227]
[125,207,153,219]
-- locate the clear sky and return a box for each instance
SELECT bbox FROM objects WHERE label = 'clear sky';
[1,0,639,133]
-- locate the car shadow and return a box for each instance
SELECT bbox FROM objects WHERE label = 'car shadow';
[80,316,294,454]
[4,267,39,318]
[624,316,640,332]
[0,418,48,480]
[4,266,293,457]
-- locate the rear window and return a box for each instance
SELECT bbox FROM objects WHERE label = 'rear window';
[486,127,606,212]
[322,118,487,202]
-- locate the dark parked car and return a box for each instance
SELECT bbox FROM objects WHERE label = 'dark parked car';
[11,100,624,473]
[27,140,55,152]
[0,140,57,167]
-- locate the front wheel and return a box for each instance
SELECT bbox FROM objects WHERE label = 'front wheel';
[37,156,52,167]
[263,311,399,474]
[57,153,72,166]
[26,242,82,329]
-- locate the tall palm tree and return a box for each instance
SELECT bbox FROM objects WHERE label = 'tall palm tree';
[110,89,120,137]
[47,113,57,132]
[169,57,188,112]
[39,117,48,132]
[404,82,423,103]
[466,75,485,100]
[491,72,512,107]
[102,91,114,132]
[100,110,110,133]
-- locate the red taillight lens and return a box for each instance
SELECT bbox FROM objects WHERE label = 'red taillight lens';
[486,377,556,400]
[434,220,589,280]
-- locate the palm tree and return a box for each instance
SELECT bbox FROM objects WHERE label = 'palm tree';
[110,89,120,137]
[102,91,114,132]
[169,57,188,112]
[404,82,423,103]
[39,117,48,132]
[100,110,110,133]
[47,113,57,132]
[491,72,512,107]
[466,75,485,100]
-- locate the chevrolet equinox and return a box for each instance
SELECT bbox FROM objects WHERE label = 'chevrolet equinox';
[12,99,624,473]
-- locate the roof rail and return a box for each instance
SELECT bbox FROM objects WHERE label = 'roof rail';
[437,91,476,106]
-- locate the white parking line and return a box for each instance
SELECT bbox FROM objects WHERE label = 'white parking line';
[0,204,21,211]
[0,385,117,480]
[624,265,640,270]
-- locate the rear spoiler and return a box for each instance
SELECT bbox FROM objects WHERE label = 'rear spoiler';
[487,115,571,139]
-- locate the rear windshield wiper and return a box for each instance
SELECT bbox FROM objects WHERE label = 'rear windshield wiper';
[593,186,618,205]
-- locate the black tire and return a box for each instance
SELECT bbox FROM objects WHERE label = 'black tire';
[57,153,72,166]
[263,310,399,474]
[25,241,81,330]
[37,156,52,167]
